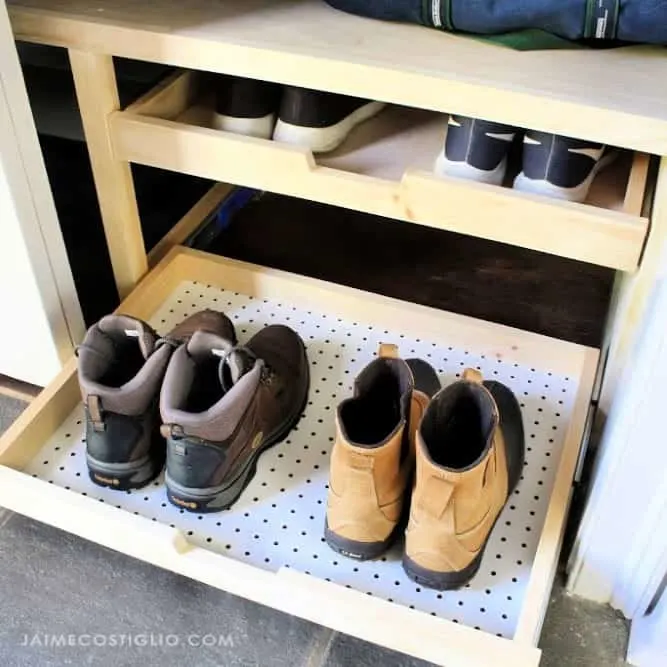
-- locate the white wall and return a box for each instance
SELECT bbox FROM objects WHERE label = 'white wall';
[0,156,63,385]
[0,0,84,385]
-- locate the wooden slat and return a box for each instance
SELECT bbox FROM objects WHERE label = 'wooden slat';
[8,0,667,153]
[514,348,600,644]
[125,69,200,120]
[111,111,648,271]
[623,152,652,216]
[147,182,234,267]
[171,247,591,376]
[599,156,667,414]
[68,50,146,298]
[0,358,79,468]
[0,468,540,666]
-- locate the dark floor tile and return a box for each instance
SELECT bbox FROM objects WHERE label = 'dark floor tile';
[0,397,27,436]
[539,583,630,667]
[0,514,320,667]
[323,633,434,667]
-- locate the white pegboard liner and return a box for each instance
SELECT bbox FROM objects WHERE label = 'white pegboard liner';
[25,280,576,639]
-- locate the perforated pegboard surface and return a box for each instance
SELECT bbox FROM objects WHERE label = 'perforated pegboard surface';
[25,280,578,640]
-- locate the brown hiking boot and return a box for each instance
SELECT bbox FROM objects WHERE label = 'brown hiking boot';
[78,310,236,490]
[160,325,310,512]
[403,368,525,590]
[324,344,439,560]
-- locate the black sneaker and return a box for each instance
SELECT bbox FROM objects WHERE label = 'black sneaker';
[77,311,236,491]
[434,115,519,186]
[514,131,616,202]
[273,86,385,153]
[213,74,282,139]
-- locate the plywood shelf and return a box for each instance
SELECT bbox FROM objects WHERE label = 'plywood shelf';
[110,70,650,271]
[8,0,667,153]
[0,246,598,667]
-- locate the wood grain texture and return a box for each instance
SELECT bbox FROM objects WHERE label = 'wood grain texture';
[68,50,146,298]
[173,247,591,375]
[9,0,667,153]
[108,70,650,271]
[514,349,599,644]
[599,157,667,414]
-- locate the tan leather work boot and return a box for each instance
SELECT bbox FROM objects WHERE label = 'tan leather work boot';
[403,368,525,589]
[324,344,439,560]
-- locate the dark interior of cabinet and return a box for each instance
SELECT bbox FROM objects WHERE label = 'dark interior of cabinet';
[18,43,213,324]
[18,44,615,346]
[202,193,614,348]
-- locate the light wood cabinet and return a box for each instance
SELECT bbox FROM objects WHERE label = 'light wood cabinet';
[3,0,667,662]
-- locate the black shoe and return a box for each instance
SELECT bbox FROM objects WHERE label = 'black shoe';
[273,86,385,153]
[77,311,236,491]
[435,115,519,186]
[213,74,282,139]
[514,131,616,202]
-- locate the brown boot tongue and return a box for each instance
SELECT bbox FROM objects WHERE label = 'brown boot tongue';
[218,347,258,392]
[184,331,256,392]
[98,315,158,360]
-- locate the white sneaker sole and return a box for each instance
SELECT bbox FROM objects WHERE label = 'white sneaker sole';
[273,101,386,154]
[212,112,276,140]
[513,151,617,203]
[433,150,507,186]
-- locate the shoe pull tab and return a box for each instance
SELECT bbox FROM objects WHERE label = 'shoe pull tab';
[378,343,399,359]
[462,368,483,384]
[160,423,185,440]
[86,395,106,433]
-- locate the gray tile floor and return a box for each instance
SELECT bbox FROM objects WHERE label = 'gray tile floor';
[0,397,630,666]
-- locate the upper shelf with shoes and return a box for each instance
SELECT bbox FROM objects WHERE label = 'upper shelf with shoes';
[109,70,651,272]
[8,0,667,153]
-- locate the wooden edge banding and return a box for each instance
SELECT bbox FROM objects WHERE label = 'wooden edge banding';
[277,568,541,666]
[623,153,652,217]
[111,112,317,173]
[68,50,147,298]
[174,246,591,376]
[8,4,667,155]
[0,358,79,468]
[117,245,186,319]
[124,69,199,119]
[111,107,644,271]
[513,348,600,644]
[147,182,234,267]
[0,466,537,665]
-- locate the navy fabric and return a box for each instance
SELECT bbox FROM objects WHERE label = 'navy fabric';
[617,0,667,43]
[450,1,587,39]
[324,0,667,45]
[323,0,424,24]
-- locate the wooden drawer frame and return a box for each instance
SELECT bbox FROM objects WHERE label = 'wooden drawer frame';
[0,247,598,667]
[109,71,651,272]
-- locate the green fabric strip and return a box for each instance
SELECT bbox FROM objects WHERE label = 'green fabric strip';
[472,28,587,51]
[441,0,454,31]
[584,0,596,39]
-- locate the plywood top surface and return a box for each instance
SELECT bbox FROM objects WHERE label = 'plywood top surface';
[9,0,667,152]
